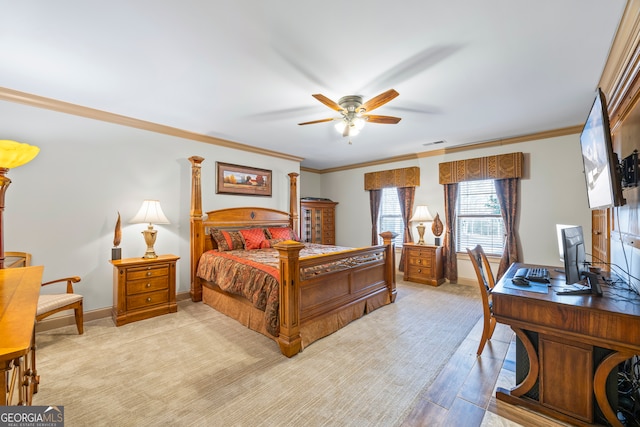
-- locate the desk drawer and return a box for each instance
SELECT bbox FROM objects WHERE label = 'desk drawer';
[127,290,169,310]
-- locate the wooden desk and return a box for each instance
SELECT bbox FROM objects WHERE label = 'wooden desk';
[492,263,640,427]
[0,265,44,405]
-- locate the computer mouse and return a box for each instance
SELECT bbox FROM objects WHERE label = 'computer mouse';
[512,277,530,287]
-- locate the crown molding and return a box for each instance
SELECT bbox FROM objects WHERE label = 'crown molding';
[302,126,581,174]
[1,86,581,174]
[0,87,304,163]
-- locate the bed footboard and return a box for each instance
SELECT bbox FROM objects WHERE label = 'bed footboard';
[274,232,396,357]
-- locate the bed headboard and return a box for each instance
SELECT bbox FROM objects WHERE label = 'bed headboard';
[202,207,293,252]
[188,155,299,301]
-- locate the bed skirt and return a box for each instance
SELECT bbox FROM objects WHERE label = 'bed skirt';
[201,281,390,351]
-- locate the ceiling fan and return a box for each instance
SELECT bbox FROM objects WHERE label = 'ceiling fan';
[298,89,401,138]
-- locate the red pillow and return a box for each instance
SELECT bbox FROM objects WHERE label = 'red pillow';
[239,228,267,250]
[267,227,298,241]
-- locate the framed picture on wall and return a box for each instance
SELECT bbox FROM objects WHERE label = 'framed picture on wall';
[216,162,272,196]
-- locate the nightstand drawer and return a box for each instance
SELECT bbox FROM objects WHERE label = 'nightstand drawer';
[407,265,433,278]
[126,276,169,295]
[126,265,169,281]
[408,256,432,268]
[127,290,169,310]
[406,248,432,259]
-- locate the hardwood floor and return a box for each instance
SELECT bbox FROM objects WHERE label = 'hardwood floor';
[401,319,570,427]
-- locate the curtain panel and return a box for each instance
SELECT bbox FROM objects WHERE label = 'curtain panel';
[396,187,415,272]
[369,189,382,245]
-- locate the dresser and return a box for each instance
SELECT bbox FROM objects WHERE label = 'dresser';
[110,254,179,326]
[403,243,444,286]
[300,199,338,245]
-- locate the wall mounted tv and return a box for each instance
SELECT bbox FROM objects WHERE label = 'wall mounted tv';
[579,88,625,209]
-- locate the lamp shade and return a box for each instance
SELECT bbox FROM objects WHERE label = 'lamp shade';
[410,205,433,223]
[0,140,40,169]
[130,200,170,225]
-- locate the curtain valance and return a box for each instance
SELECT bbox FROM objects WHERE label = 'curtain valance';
[438,152,523,184]
[364,167,420,190]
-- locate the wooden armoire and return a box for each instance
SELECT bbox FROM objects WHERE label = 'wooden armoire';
[300,198,338,245]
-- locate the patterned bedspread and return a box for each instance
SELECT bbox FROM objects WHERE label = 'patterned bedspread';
[196,243,353,336]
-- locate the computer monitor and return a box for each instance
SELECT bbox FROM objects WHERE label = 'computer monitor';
[557,225,603,296]
[561,226,586,285]
[556,224,577,265]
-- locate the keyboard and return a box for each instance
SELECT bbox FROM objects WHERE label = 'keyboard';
[514,267,550,283]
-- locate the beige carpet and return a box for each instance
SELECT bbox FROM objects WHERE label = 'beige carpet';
[32,278,481,427]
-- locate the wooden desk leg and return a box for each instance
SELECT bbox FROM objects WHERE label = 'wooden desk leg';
[497,327,539,400]
[594,351,631,427]
[1,360,11,405]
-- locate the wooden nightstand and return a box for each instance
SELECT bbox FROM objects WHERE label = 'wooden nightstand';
[403,243,444,286]
[110,254,179,326]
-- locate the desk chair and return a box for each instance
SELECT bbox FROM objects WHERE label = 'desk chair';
[9,251,84,335]
[467,245,497,356]
[5,251,32,268]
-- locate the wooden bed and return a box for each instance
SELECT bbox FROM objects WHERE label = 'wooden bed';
[188,156,396,357]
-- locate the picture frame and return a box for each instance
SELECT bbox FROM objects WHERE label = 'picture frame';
[216,162,272,196]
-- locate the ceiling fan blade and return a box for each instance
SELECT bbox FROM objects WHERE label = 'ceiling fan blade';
[298,118,335,125]
[364,115,402,124]
[360,89,399,112]
[312,94,343,111]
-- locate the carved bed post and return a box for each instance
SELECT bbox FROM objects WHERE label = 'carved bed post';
[273,240,305,357]
[379,231,397,303]
[189,156,205,302]
[288,172,299,237]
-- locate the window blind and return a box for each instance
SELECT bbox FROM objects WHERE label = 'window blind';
[456,180,505,255]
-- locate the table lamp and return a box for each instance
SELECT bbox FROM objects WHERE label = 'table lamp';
[410,205,433,245]
[0,140,40,268]
[130,200,170,259]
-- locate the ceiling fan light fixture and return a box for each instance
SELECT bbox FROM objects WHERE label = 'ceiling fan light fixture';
[334,116,365,137]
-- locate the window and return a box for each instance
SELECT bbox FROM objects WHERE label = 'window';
[378,188,405,247]
[456,179,505,255]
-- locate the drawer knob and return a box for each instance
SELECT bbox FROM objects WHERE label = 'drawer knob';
[146,297,152,303]
[146,283,151,288]
[146,272,152,276]
[417,269,422,273]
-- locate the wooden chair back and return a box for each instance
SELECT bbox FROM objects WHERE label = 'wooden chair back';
[466,244,497,355]
[5,251,32,268]
[5,250,84,335]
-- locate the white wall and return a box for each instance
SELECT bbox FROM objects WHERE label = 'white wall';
[1,100,299,311]
[302,134,593,283]
[300,170,322,198]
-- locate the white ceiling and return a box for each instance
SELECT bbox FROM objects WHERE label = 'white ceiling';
[0,1,627,170]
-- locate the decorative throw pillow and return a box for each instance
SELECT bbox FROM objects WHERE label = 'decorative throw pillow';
[239,228,267,250]
[266,227,299,241]
[210,228,244,251]
[260,238,285,249]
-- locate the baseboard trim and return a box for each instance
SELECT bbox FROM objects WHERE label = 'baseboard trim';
[35,291,193,332]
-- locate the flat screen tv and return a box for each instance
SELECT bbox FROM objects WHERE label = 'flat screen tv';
[579,88,625,209]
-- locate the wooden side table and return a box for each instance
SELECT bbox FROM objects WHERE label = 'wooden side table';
[403,243,444,286]
[110,254,179,326]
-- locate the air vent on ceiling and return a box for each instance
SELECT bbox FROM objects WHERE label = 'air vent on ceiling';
[422,140,446,147]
